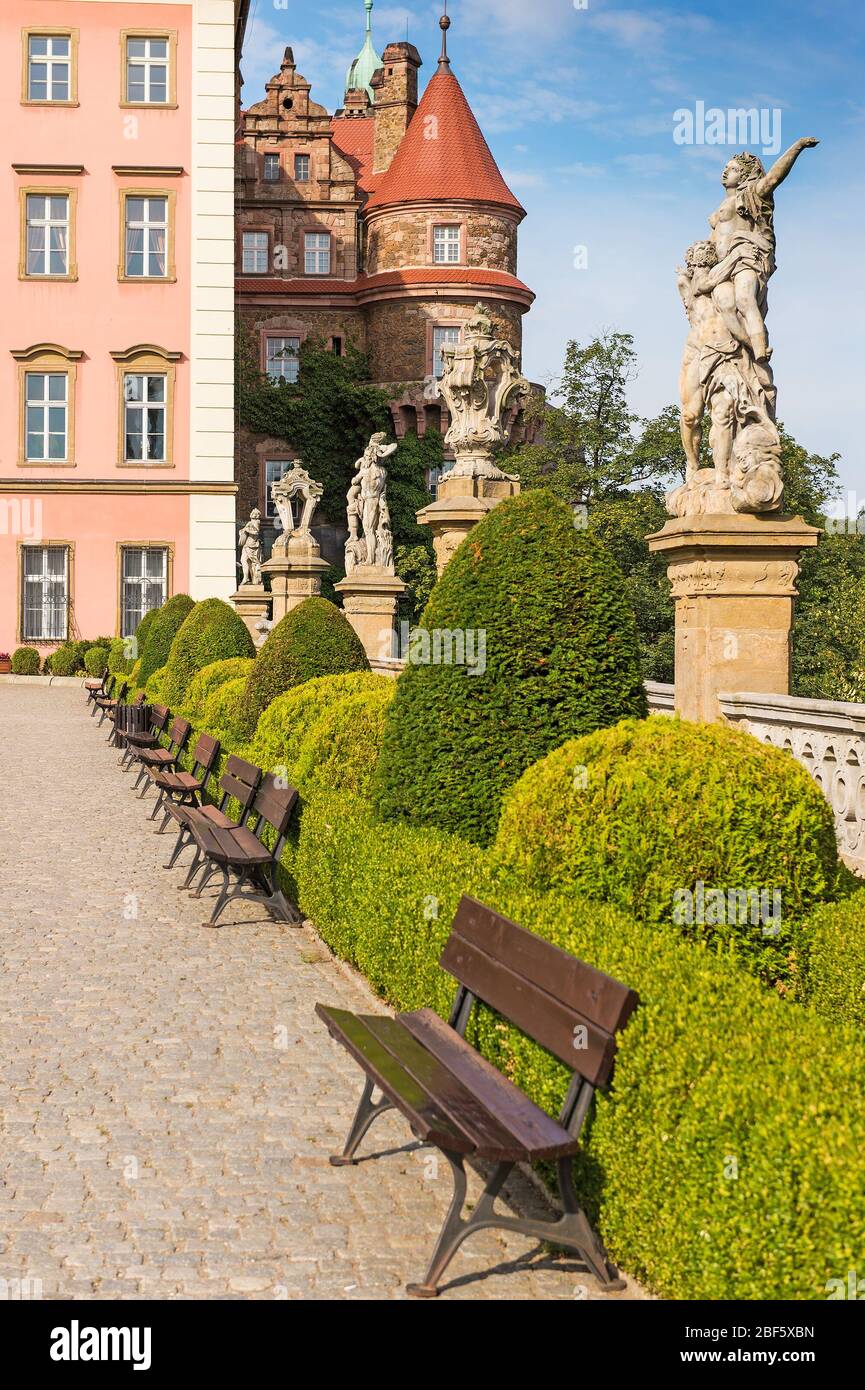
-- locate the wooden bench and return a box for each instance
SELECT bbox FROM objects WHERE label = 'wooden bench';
[85,670,111,712]
[148,732,221,826]
[130,715,191,796]
[163,753,262,885]
[184,771,299,928]
[316,895,639,1299]
[119,703,169,770]
[94,678,127,727]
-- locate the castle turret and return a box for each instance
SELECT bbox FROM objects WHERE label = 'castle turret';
[345,0,383,102]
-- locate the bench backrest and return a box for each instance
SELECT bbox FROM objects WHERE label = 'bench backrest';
[440,896,639,1089]
[167,716,191,752]
[150,703,170,733]
[250,772,298,841]
[114,681,129,704]
[190,732,221,781]
[218,754,261,816]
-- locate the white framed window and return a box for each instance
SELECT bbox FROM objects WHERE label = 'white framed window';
[265,460,295,523]
[433,224,461,264]
[26,194,69,276]
[27,34,71,102]
[265,336,300,385]
[124,196,167,278]
[121,546,168,637]
[25,372,68,461]
[426,464,445,501]
[304,232,330,275]
[125,36,169,104]
[22,545,69,642]
[295,154,311,182]
[124,374,166,462]
[432,326,461,378]
[242,231,269,274]
[263,153,280,181]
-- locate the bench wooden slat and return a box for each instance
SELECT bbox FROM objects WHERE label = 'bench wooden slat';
[399,1008,577,1159]
[315,1006,475,1155]
[446,897,639,1036]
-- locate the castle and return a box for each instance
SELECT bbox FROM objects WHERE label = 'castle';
[234,3,535,547]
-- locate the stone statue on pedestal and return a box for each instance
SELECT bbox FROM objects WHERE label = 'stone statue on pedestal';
[345,431,398,575]
[270,461,324,552]
[669,138,819,518]
[238,508,263,586]
[435,303,529,480]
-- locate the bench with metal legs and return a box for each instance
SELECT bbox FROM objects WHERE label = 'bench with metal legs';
[148,732,221,826]
[317,894,639,1299]
[85,669,111,713]
[129,715,191,797]
[163,754,261,889]
[119,702,169,770]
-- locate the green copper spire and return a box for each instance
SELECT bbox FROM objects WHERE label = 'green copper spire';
[345,0,383,102]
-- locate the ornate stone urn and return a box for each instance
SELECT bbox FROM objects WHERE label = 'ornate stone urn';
[261,461,331,623]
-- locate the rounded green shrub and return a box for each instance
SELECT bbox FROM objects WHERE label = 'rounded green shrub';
[372,489,647,846]
[84,646,109,677]
[493,717,843,981]
[107,637,133,676]
[238,597,368,739]
[11,646,40,675]
[45,644,78,676]
[294,684,396,798]
[138,593,194,685]
[202,676,249,751]
[799,889,865,1026]
[144,664,170,703]
[181,657,255,725]
[162,599,254,708]
[246,671,386,774]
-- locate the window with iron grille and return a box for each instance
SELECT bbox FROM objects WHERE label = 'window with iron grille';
[21,545,68,642]
[124,195,168,278]
[124,373,166,462]
[25,371,68,461]
[432,325,460,377]
[242,230,269,273]
[294,154,311,182]
[26,194,69,276]
[28,34,70,101]
[265,336,300,384]
[304,232,330,275]
[125,36,169,104]
[433,224,461,264]
[120,546,168,637]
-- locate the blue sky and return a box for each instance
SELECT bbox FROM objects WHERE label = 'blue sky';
[241,0,864,499]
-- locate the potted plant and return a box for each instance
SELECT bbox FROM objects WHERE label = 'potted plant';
[0,652,11,674]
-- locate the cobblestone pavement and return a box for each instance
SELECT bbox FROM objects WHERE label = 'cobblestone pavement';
[0,685,643,1301]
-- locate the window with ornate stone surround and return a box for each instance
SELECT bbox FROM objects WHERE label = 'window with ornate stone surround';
[12,343,82,467]
[120,30,177,108]
[118,544,172,637]
[18,542,73,643]
[110,344,180,468]
[19,187,78,280]
[22,29,78,105]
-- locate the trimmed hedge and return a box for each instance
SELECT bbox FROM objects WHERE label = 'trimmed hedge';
[493,718,844,982]
[799,890,865,1026]
[181,657,255,725]
[11,646,40,674]
[202,676,249,751]
[47,640,87,675]
[84,646,109,677]
[372,489,647,845]
[162,599,254,708]
[246,671,386,775]
[293,684,396,799]
[138,594,194,685]
[238,597,369,740]
[107,637,133,676]
[296,791,865,1300]
[133,608,158,662]
[144,665,170,703]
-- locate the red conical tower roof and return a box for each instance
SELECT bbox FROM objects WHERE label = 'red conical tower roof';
[365,64,524,216]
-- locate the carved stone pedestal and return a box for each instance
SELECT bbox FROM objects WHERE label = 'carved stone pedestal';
[334,567,407,664]
[230,584,271,645]
[262,533,331,624]
[647,512,820,723]
[417,472,520,576]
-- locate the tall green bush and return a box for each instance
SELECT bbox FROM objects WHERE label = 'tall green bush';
[372,489,647,845]
[107,637,133,676]
[162,599,254,707]
[293,684,395,799]
[245,671,386,773]
[799,890,865,1026]
[181,657,255,725]
[138,594,194,686]
[202,676,249,752]
[493,717,843,981]
[238,597,368,739]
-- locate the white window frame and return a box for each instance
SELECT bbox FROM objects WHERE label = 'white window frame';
[295,154,311,183]
[124,373,167,463]
[263,153,280,182]
[433,224,461,265]
[242,231,269,274]
[28,34,71,102]
[25,193,70,277]
[25,371,68,461]
[21,545,69,642]
[265,336,300,385]
[125,36,169,105]
[120,546,168,637]
[432,326,461,378]
[124,195,168,279]
[304,232,330,276]
[265,460,295,524]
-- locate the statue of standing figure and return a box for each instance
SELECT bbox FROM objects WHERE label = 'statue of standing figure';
[669,137,819,517]
[238,508,263,586]
[345,431,398,574]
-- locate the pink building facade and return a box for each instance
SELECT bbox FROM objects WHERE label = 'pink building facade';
[0,0,238,657]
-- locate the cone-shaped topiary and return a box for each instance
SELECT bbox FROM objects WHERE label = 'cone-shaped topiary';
[493,717,844,982]
[162,598,254,707]
[294,684,396,799]
[134,607,158,661]
[137,593,194,686]
[245,671,387,774]
[181,656,256,725]
[238,597,369,740]
[371,489,648,845]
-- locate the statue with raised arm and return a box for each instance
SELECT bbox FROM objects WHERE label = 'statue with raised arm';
[668,138,819,518]
[344,431,398,574]
[238,508,263,586]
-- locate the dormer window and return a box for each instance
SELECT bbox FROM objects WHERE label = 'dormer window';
[433,224,461,265]
[263,153,280,182]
